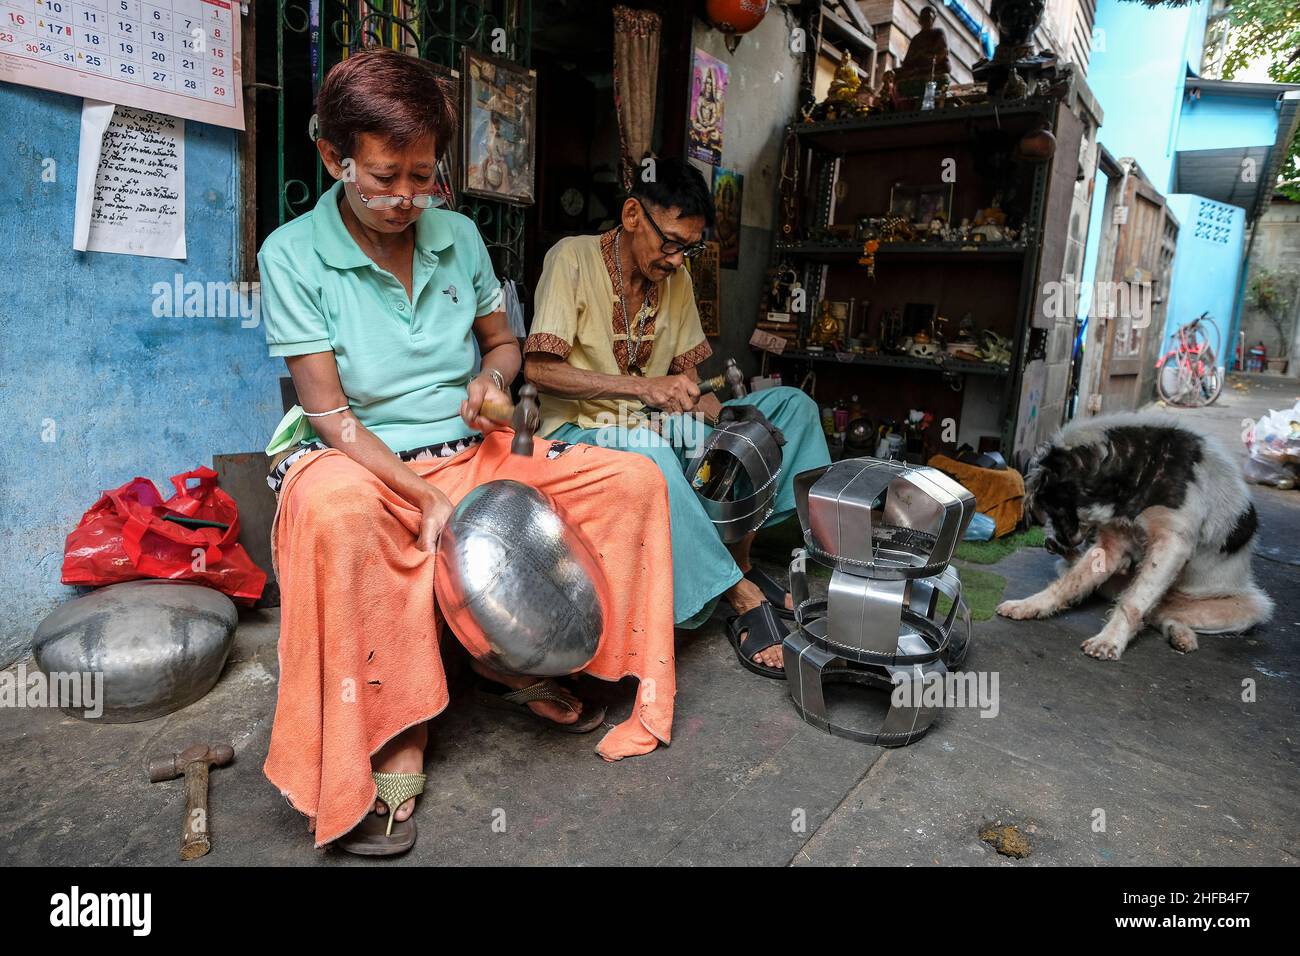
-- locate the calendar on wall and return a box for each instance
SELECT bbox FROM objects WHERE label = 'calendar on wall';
[0,0,243,129]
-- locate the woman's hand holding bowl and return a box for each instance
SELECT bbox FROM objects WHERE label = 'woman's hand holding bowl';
[417,486,455,554]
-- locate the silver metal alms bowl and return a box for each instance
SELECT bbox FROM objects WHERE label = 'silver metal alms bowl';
[434,480,605,676]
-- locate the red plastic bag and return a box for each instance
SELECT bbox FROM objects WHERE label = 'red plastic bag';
[62,466,267,604]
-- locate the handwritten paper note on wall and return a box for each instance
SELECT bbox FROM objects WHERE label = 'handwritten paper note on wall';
[74,101,187,260]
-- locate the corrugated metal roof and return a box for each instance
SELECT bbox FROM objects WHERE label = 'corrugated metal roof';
[1174,85,1300,222]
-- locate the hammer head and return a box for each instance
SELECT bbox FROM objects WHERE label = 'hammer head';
[148,743,234,783]
[723,357,746,399]
[511,384,540,456]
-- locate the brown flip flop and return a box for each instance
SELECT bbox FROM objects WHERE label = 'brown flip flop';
[334,771,424,857]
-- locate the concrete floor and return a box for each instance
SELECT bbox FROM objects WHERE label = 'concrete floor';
[2,375,1297,866]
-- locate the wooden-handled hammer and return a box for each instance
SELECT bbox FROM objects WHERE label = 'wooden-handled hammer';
[478,383,541,456]
[699,357,747,400]
[148,742,234,861]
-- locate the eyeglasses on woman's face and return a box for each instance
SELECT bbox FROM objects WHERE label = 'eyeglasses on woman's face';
[354,187,446,210]
[636,199,707,259]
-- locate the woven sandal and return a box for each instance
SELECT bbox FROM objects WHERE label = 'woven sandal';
[334,770,425,856]
[474,677,607,734]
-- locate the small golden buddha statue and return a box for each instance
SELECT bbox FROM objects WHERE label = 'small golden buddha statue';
[811,300,844,347]
[828,50,862,103]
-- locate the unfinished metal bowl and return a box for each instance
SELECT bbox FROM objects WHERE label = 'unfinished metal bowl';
[788,555,969,670]
[434,480,605,676]
[784,628,948,747]
[794,458,976,579]
[684,416,784,543]
[32,579,238,722]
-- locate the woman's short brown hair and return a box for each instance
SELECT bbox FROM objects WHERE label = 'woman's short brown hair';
[315,48,457,159]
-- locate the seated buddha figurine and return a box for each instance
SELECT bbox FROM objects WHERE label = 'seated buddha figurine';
[894,5,951,107]
[828,49,862,103]
[818,50,866,120]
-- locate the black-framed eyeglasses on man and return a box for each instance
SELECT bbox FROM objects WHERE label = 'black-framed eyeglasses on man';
[635,199,708,259]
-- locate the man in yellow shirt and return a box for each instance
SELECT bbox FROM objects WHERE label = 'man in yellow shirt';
[524,159,830,678]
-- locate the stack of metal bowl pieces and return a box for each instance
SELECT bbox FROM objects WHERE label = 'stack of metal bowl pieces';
[784,457,976,747]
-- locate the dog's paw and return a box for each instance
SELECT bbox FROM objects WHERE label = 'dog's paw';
[1165,623,1199,654]
[1081,634,1123,660]
[996,597,1051,620]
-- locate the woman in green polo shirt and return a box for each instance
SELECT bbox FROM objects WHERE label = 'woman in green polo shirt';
[257,49,679,856]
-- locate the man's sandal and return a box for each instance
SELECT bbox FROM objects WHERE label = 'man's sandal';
[726,602,790,680]
[743,567,795,619]
[474,677,607,734]
[335,770,426,856]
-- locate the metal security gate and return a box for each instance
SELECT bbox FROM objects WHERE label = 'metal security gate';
[256,0,532,280]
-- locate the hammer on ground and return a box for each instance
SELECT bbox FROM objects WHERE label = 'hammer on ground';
[148,742,233,861]
[478,383,541,456]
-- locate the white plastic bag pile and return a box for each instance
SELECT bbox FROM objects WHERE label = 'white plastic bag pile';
[1243,400,1300,488]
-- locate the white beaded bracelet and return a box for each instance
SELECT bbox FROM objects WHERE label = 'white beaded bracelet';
[302,404,350,418]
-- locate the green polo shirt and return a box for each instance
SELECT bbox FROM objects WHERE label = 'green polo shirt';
[257,180,503,453]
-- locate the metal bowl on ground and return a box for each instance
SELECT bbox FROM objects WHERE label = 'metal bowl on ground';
[434,480,606,676]
[32,579,238,722]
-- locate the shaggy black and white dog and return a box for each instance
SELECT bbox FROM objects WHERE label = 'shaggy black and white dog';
[996,410,1273,660]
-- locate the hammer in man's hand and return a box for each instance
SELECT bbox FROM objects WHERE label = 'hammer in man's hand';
[678,357,749,405]
[699,357,746,400]
[478,383,541,456]
[148,743,234,861]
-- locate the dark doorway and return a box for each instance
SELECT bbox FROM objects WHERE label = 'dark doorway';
[524,0,693,297]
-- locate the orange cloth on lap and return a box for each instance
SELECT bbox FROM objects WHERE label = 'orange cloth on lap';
[263,430,677,847]
[927,453,1025,538]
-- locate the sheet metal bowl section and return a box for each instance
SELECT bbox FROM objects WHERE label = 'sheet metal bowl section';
[795,458,975,579]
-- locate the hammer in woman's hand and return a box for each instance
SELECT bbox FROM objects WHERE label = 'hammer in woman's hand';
[477,384,541,456]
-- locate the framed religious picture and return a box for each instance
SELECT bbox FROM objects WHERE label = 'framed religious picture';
[889,183,953,227]
[461,48,537,205]
[712,167,743,270]
[687,48,728,166]
[685,240,721,337]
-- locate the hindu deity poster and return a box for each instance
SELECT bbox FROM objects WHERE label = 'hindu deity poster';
[712,167,743,269]
[687,49,728,166]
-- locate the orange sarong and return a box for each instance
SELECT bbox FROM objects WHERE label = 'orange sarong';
[262,430,677,847]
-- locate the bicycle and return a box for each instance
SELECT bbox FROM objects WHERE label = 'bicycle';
[1155,312,1223,407]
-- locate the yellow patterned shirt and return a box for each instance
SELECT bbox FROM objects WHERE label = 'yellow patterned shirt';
[525,229,712,437]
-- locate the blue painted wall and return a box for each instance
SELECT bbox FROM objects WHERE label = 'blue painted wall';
[1078,0,1203,338]
[1086,0,1206,193]
[1162,194,1246,364]
[0,85,283,667]
[1078,0,1260,397]
[1178,90,1285,152]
